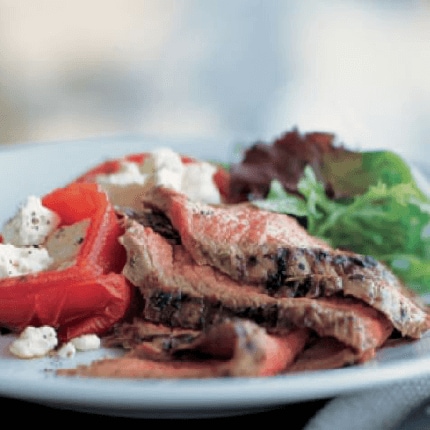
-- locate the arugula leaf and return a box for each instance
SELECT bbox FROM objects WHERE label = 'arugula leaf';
[320,150,420,197]
[254,160,430,294]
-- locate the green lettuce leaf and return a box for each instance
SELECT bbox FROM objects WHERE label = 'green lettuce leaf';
[254,159,430,294]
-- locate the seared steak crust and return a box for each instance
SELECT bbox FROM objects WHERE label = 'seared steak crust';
[139,187,429,338]
[120,221,393,353]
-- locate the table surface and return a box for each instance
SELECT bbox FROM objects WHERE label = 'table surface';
[1,397,331,427]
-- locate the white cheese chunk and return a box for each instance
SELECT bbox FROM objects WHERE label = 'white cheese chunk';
[182,161,221,204]
[2,196,60,246]
[70,334,101,351]
[9,326,58,359]
[141,147,184,190]
[0,244,53,278]
[94,147,222,209]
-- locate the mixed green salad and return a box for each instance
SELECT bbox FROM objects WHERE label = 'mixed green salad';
[251,150,430,294]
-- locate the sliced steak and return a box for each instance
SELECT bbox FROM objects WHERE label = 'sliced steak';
[104,318,201,352]
[57,319,309,378]
[140,187,429,338]
[120,221,393,353]
[286,337,377,373]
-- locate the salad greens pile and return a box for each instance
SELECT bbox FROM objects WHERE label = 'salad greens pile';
[252,150,430,294]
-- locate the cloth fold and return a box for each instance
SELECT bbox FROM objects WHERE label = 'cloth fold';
[304,376,430,430]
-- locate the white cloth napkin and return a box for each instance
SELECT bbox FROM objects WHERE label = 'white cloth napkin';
[303,376,430,430]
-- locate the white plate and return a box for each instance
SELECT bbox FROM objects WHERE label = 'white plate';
[0,135,430,419]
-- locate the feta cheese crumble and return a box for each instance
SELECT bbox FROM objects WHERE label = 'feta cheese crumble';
[0,195,63,278]
[56,334,101,359]
[94,147,222,209]
[9,326,102,359]
[9,326,58,359]
[0,244,53,278]
[141,147,184,191]
[0,195,89,278]
[70,334,101,351]
[181,161,220,204]
[2,196,60,246]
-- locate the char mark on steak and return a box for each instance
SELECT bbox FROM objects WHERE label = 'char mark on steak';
[120,221,393,353]
[138,187,430,338]
[117,206,181,245]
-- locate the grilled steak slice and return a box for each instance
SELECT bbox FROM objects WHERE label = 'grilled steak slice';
[140,187,429,338]
[116,207,181,245]
[166,319,310,376]
[57,319,310,378]
[286,337,376,373]
[104,318,200,352]
[120,221,392,353]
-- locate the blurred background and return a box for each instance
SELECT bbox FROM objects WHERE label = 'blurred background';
[0,0,429,161]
